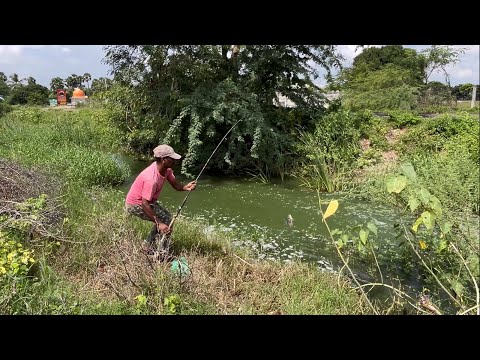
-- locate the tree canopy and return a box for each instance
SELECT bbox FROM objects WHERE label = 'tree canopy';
[102,45,344,177]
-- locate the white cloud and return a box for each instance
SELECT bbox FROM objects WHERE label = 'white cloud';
[337,45,359,65]
[0,45,110,87]
[337,45,383,66]
[0,45,49,64]
[455,68,474,79]
[65,57,81,65]
[0,46,23,63]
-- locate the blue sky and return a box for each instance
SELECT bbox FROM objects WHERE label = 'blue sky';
[0,45,478,88]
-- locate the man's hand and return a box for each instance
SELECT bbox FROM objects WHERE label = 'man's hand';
[183,180,197,191]
[157,222,171,234]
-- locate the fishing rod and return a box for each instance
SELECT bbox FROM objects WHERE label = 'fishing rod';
[157,118,243,250]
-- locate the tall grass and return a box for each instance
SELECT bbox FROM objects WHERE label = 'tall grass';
[295,109,361,192]
[0,108,129,187]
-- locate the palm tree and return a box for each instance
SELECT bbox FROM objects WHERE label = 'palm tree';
[8,73,24,89]
[50,77,65,92]
[83,73,92,89]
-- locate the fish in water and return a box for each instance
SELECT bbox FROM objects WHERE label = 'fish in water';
[285,214,293,228]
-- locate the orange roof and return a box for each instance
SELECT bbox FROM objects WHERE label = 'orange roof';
[72,88,86,97]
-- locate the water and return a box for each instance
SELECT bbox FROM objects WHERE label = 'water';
[116,155,404,274]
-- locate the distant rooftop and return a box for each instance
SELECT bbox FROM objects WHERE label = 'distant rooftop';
[274,91,342,108]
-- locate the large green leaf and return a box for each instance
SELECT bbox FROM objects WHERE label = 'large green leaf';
[337,234,349,249]
[400,162,417,182]
[412,216,423,233]
[367,222,378,236]
[429,196,443,218]
[437,239,448,252]
[420,211,435,231]
[440,221,452,236]
[417,188,431,205]
[408,195,420,212]
[451,281,464,298]
[386,175,407,194]
[359,229,369,245]
[357,241,365,252]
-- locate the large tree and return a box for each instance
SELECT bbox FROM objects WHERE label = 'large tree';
[8,83,49,105]
[347,45,425,85]
[83,73,92,88]
[7,73,24,89]
[337,45,467,111]
[50,77,65,92]
[0,73,10,98]
[91,77,113,93]
[64,74,83,89]
[420,45,467,85]
[102,45,343,177]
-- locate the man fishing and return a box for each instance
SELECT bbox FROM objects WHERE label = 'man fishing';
[125,144,197,256]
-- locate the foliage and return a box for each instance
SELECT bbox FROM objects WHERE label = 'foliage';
[0,76,10,98]
[383,163,478,313]
[64,74,84,90]
[50,77,65,92]
[102,45,344,177]
[8,83,49,106]
[385,110,422,128]
[452,83,480,101]
[163,294,182,314]
[407,151,479,215]
[295,109,361,191]
[91,77,113,96]
[336,45,467,112]
[420,46,467,85]
[0,233,35,276]
[400,112,479,160]
[0,108,129,187]
[417,81,455,111]
[342,65,420,111]
[0,101,13,117]
[347,45,425,85]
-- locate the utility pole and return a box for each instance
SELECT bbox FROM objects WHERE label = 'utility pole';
[471,85,477,109]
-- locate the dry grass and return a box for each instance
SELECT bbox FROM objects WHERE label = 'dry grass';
[0,158,61,204]
[52,215,369,314]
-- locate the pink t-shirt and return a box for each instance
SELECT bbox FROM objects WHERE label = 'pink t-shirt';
[125,162,176,205]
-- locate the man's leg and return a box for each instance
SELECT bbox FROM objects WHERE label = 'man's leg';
[150,203,173,257]
[125,203,172,256]
[125,204,157,253]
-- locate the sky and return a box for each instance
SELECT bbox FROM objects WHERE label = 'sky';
[0,45,478,88]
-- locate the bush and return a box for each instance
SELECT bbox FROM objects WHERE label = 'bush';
[399,112,479,157]
[386,110,422,128]
[0,233,35,276]
[295,109,361,191]
[0,101,13,117]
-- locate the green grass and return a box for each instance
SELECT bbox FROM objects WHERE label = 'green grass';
[0,108,130,187]
[456,100,479,109]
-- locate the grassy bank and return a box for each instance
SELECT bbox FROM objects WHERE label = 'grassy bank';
[0,106,369,315]
[346,111,479,313]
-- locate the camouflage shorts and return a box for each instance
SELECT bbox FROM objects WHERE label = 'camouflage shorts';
[125,203,172,226]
